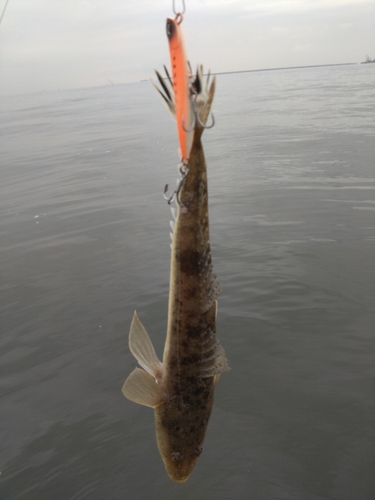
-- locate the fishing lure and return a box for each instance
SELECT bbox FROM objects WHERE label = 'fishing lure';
[152,0,214,206]
[166,11,194,166]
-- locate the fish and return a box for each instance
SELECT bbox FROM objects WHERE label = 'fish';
[122,16,229,484]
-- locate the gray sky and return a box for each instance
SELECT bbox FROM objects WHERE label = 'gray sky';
[0,0,374,95]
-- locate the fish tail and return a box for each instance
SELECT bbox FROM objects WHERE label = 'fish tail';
[194,66,216,131]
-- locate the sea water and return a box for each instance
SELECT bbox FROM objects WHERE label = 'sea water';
[1,64,374,499]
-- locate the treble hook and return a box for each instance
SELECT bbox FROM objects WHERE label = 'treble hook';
[194,96,215,129]
[182,96,215,132]
[182,115,195,133]
[173,0,185,16]
[163,163,190,207]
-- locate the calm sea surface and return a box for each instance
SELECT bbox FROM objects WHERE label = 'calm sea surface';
[1,64,374,499]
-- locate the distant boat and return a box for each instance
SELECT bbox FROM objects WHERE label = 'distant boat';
[361,55,375,64]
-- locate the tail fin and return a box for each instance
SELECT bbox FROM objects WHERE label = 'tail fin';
[193,65,216,129]
[151,64,216,128]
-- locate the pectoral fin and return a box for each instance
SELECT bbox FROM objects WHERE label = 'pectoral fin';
[122,368,165,408]
[129,311,163,381]
[201,327,230,379]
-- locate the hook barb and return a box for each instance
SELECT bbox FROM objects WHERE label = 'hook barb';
[197,110,215,129]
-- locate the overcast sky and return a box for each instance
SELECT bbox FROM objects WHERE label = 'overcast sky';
[0,0,374,95]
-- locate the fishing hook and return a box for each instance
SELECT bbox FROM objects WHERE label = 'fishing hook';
[181,115,195,133]
[164,163,190,207]
[173,0,185,16]
[193,95,215,129]
[182,94,215,132]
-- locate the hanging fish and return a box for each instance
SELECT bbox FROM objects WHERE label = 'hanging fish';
[122,7,229,483]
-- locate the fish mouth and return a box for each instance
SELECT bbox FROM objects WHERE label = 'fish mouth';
[170,473,190,484]
[167,466,195,484]
[164,455,199,483]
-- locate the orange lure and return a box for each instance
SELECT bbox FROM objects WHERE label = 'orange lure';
[166,14,193,165]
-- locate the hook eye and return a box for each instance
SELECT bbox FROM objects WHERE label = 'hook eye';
[175,12,183,24]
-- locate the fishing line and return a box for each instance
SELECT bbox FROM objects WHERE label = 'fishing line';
[173,0,185,16]
[0,0,10,26]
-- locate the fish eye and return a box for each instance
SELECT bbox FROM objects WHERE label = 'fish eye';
[166,19,175,39]
[195,446,203,456]
[171,451,183,463]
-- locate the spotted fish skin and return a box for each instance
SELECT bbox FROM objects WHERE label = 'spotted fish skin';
[155,115,223,481]
[122,71,229,483]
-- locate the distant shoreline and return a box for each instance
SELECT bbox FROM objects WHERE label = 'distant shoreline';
[210,62,357,76]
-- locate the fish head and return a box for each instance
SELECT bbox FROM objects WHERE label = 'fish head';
[156,418,202,483]
[154,394,213,483]
[159,442,200,483]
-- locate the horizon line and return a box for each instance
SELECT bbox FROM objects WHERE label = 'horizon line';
[209,62,357,76]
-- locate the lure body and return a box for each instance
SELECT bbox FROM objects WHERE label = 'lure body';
[166,16,193,164]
